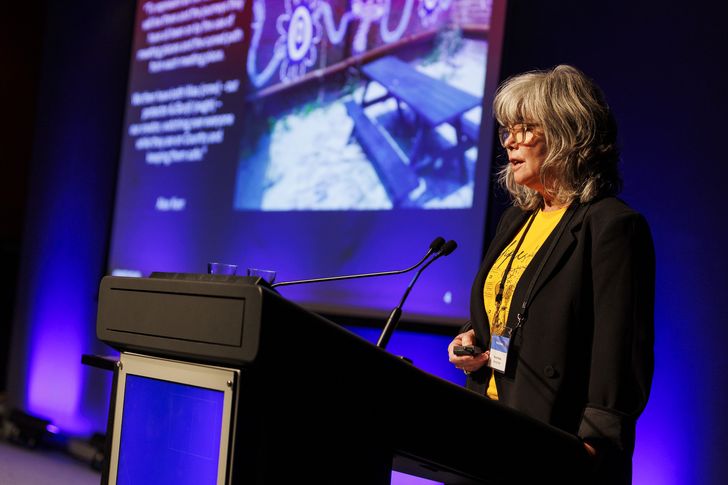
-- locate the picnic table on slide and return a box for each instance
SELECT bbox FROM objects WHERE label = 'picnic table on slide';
[359,55,482,170]
[344,99,423,207]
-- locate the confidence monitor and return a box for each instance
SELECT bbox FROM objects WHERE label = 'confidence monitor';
[107,353,239,485]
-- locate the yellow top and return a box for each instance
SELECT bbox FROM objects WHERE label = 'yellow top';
[484,207,567,400]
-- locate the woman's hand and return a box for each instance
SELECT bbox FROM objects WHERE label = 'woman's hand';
[448,329,490,374]
[583,441,597,457]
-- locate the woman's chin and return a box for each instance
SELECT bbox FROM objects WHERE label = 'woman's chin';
[514,174,536,188]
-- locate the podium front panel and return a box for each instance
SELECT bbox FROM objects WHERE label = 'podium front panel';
[107,353,239,485]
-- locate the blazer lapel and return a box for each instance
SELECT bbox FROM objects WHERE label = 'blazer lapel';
[525,203,589,304]
[483,209,532,271]
[470,208,531,346]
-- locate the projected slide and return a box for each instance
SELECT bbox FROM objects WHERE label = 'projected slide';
[236,0,488,210]
[110,0,505,322]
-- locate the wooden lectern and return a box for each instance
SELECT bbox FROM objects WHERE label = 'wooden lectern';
[96,274,592,484]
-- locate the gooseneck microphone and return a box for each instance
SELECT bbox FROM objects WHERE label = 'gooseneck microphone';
[376,240,457,349]
[271,237,446,288]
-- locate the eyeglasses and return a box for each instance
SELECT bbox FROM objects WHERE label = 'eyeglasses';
[498,123,539,147]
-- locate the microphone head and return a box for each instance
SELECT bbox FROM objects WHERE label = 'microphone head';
[439,240,458,256]
[429,237,446,252]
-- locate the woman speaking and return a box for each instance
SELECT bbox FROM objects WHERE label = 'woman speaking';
[448,65,655,485]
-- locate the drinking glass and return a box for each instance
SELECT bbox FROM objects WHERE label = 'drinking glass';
[207,262,238,275]
[246,268,276,284]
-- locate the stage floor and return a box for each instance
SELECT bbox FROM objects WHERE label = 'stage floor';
[0,440,100,485]
[0,439,446,484]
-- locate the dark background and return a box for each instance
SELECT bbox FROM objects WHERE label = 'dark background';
[2,1,727,483]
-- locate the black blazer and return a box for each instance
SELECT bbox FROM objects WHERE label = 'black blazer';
[467,197,655,458]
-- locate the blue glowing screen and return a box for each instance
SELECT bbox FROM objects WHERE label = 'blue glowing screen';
[117,375,224,485]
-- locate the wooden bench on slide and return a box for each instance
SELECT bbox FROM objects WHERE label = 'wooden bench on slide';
[459,115,481,144]
[344,99,421,206]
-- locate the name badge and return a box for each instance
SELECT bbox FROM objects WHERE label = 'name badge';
[488,328,512,373]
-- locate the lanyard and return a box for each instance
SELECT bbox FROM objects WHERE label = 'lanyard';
[495,203,578,331]
[495,210,538,305]
[514,203,577,329]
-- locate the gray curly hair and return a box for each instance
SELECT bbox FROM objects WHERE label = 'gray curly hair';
[493,65,621,210]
